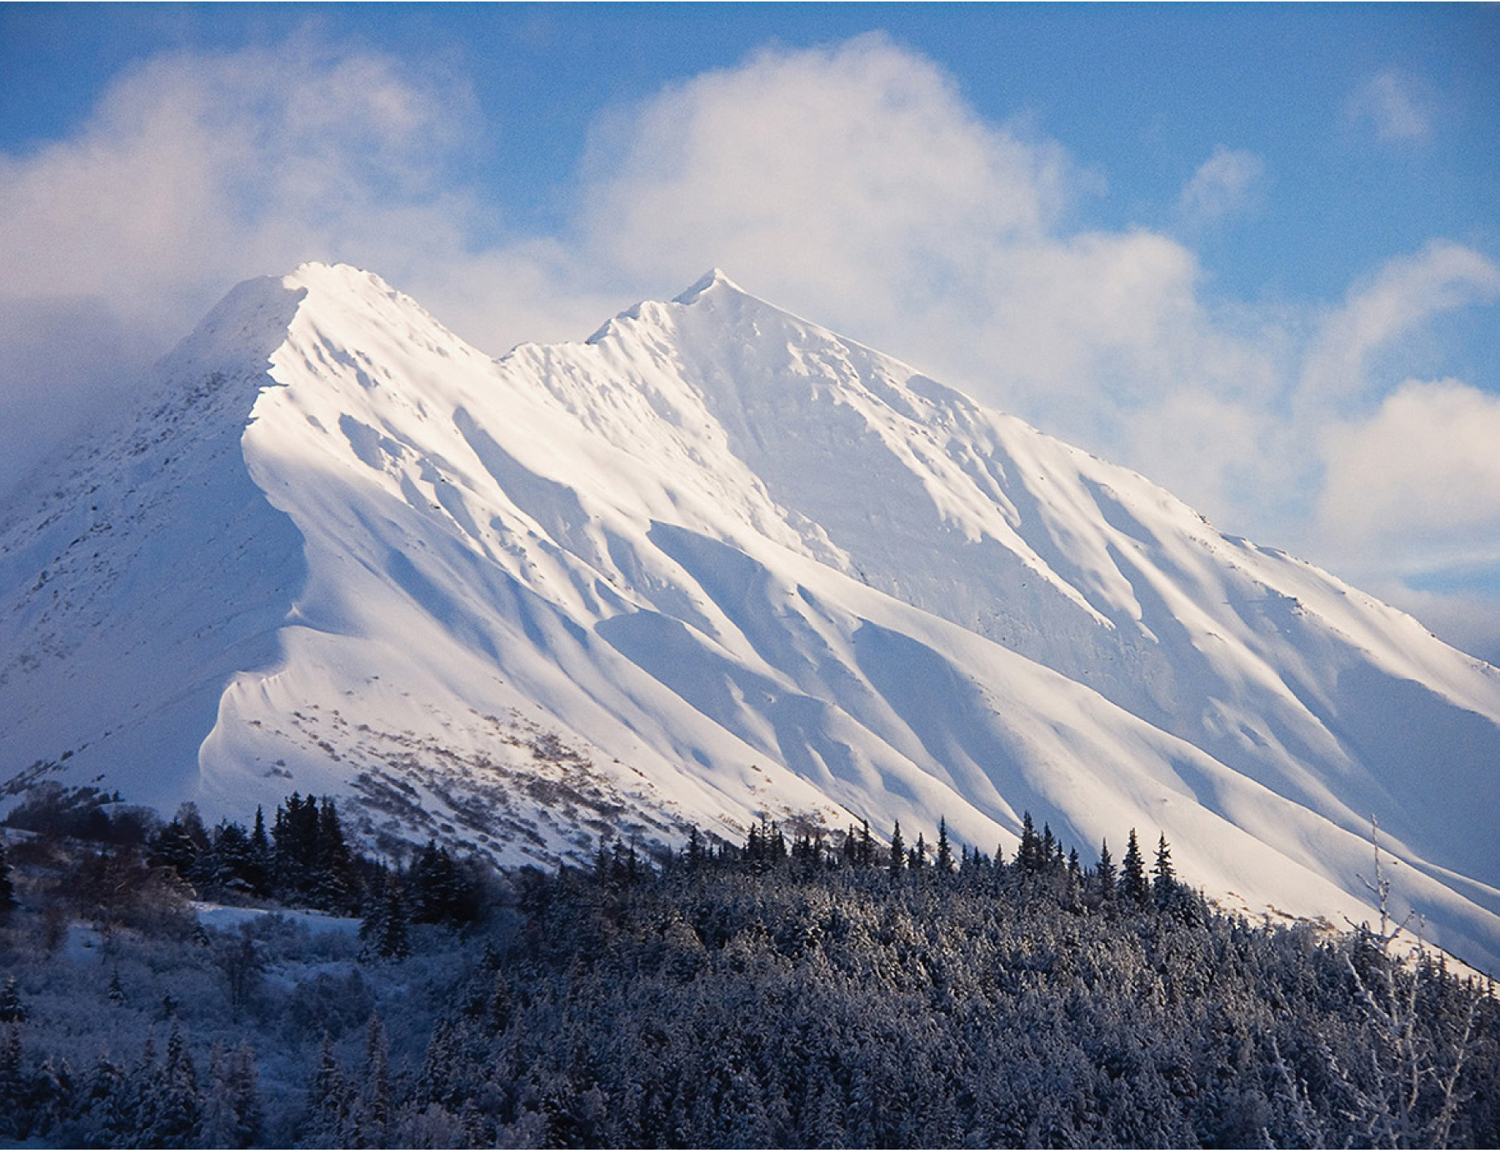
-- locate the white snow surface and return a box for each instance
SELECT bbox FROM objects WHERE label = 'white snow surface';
[3,263,1500,969]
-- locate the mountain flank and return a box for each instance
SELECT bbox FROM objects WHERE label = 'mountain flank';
[2,263,1498,969]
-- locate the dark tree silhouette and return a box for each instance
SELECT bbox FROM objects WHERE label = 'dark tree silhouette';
[1096,837,1116,902]
[1122,828,1148,905]
[1153,832,1176,906]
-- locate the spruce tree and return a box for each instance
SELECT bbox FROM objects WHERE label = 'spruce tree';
[361,876,410,960]
[141,1022,201,1147]
[416,1017,454,1106]
[1096,838,1116,901]
[148,815,202,878]
[306,1032,351,1146]
[411,840,475,926]
[356,1013,392,1147]
[888,822,905,878]
[1122,829,1148,905]
[77,1054,128,1148]
[1017,812,1040,872]
[207,821,251,892]
[935,817,953,874]
[29,1054,74,1140]
[1152,832,1176,906]
[246,807,272,896]
[273,793,320,898]
[200,1043,261,1149]
[314,799,355,913]
[745,822,764,868]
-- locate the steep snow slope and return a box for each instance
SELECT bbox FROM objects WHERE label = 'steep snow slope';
[3,264,1498,969]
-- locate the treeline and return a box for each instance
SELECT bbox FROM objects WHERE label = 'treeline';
[0,788,1497,1147]
[2,782,485,936]
[667,813,1185,916]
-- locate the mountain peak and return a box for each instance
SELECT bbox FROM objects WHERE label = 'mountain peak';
[674,267,746,305]
[283,260,399,299]
[587,270,753,344]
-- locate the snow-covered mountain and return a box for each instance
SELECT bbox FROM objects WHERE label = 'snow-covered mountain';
[4,263,1499,969]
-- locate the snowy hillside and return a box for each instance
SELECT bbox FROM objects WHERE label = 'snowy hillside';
[3,263,1499,969]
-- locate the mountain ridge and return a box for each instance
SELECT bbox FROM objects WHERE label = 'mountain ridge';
[3,261,1499,969]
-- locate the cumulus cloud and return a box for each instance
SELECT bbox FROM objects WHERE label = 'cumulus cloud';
[0,31,1288,513]
[1177,145,1265,226]
[1318,378,1500,555]
[576,34,1070,335]
[1347,70,1432,142]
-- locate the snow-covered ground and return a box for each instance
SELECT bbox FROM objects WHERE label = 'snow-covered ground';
[2,263,1498,970]
[190,901,361,937]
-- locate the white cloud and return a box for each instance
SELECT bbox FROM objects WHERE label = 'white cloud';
[576,34,1071,334]
[0,42,471,320]
[1317,378,1500,667]
[1318,378,1500,555]
[1177,145,1265,226]
[1298,242,1500,410]
[1347,71,1432,142]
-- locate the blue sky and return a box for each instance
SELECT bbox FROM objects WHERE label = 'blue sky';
[2,3,1499,657]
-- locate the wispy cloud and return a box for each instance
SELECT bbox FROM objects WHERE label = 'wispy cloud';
[1347,70,1432,142]
[1177,145,1265,226]
[0,39,488,492]
[1298,242,1500,408]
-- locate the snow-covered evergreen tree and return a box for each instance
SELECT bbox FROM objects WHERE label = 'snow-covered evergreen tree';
[139,1023,200,1148]
[360,875,410,960]
[199,1042,262,1148]
[305,1031,352,1147]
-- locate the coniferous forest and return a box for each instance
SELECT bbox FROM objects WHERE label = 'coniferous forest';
[0,784,1496,1148]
